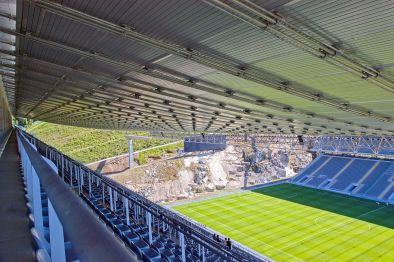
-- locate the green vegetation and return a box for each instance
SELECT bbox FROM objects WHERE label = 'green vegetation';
[174,183,394,262]
[27,122,183,164]
[16,118,33,128]
[138,142,183,165]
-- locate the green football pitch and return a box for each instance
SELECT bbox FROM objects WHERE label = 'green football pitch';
[173,183,394,262]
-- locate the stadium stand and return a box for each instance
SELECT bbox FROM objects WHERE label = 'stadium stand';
[20,129,269,262]
[292,155,394,203]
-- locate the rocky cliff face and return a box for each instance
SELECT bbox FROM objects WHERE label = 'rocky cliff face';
[110,144,313,203]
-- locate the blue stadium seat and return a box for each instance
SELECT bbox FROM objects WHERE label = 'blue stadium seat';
[142,248,161,262]
[124,231,140,246]
[161,249,176,261]
[115,224,131,236]
[329,159,376,191]
[292,155,394,202]
[131,239,149,257]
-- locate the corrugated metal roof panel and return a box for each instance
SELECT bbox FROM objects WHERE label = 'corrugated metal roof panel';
[3,0,392,135]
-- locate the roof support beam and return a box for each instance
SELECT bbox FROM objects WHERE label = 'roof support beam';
[18,77,265,132]
[31,0,393,123]
[3,28,388,133]
[17,60,377,135]
[205,0,394,93]
[18,58,315,130]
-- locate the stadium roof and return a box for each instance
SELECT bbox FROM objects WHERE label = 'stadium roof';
[1,0,394,136]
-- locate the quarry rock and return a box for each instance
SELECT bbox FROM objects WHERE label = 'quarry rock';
[109,142,313,203]
[205,183,215,192]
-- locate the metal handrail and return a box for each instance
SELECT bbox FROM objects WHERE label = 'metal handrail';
[20,128,272,262]
[17,129,137,262]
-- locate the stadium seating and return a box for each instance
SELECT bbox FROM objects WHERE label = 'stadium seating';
[71,170,215,262]
[22,173,79,262]
[292,154,394,203]
[292,155,331,183]
[329,159,376,191]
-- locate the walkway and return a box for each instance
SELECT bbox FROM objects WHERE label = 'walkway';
[0,131,35,261]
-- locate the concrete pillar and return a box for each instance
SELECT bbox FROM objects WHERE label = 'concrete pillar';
[128,139,133,168]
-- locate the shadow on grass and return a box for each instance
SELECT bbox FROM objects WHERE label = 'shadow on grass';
[252,183,394,229]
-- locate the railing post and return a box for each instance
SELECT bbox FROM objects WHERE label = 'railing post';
[147,211,152,244]
[114,190,117,212]
[102,183,105,204]
[88,172,92,198]
[109,187,114,211]
[48,199,66,262]
[79,168,84,195]
[24,147,34,201]
[125,197,130,225]
[179,232,186,262]
[70,163,73,186]
[61,155,64,181]
[32,167,44,236]
[157,216,160,233]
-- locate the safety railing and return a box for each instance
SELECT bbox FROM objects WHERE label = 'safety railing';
[16,129,136,262]
[20,128,272,262]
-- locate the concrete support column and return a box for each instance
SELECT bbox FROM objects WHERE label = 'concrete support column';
[128,139,133,168]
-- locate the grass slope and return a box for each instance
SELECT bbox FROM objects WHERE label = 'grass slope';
[27,122,182,164]
[174,183,394,262]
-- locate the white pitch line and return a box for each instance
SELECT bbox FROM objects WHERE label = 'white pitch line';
[282,206,386,250]
[313,214,371,235]
[186,207,305,262]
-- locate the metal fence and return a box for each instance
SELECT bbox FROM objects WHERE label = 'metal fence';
[17,129,136,262]
[20,128,272,262]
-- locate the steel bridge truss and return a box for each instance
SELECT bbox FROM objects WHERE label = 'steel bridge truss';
[311,135,394,158]
[149,131,394,158]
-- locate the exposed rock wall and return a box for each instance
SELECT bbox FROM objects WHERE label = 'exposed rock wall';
[109,143,313,203]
